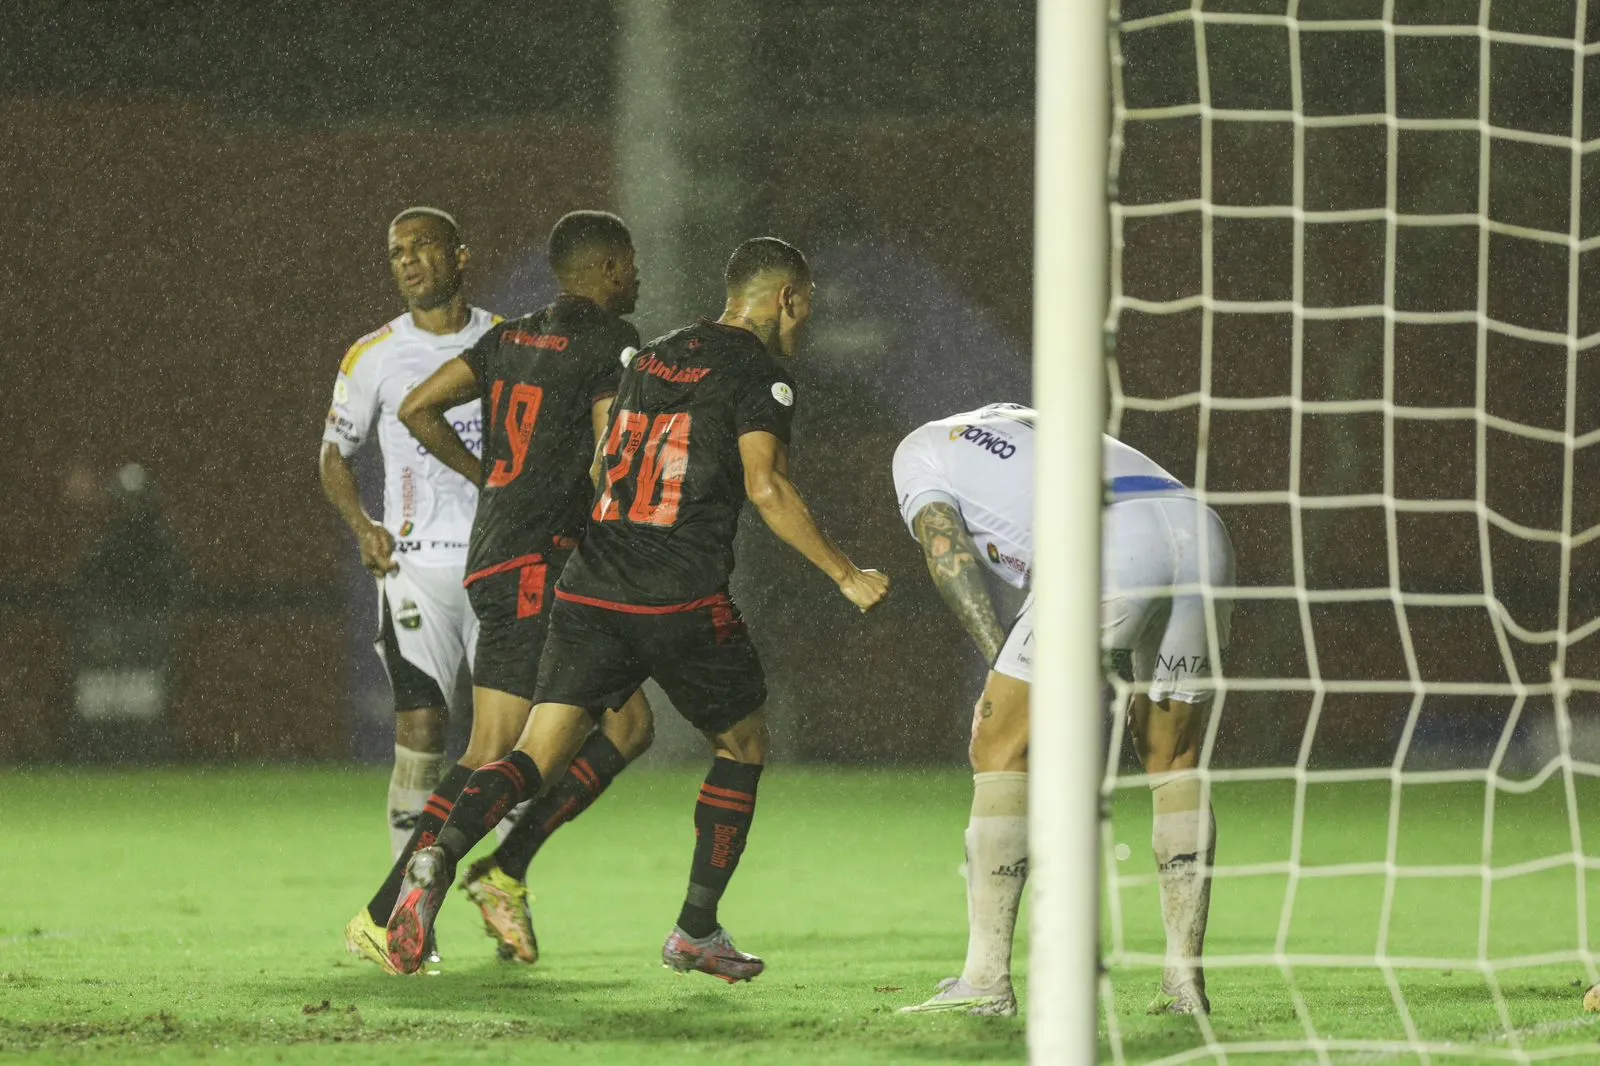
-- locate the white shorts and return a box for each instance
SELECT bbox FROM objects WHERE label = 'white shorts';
[375,562,478,707]
[1101,496,1234,705]
[994,594,1036,683]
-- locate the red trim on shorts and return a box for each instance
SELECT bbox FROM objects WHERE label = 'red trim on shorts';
[463,553,545,589]
[554,589,729,615]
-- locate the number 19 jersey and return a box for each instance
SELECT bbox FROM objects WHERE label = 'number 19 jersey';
[559,318,797,608]
[459,295,636,581]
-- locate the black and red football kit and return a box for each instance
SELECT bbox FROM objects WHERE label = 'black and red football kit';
[458,295,637,699]
[535,318,797,732]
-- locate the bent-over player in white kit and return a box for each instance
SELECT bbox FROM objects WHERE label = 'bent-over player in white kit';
[319,206,496,866]
[892,403,1234,1017]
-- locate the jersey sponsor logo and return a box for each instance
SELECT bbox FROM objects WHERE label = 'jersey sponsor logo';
[325,410,359,443]
[632,351,711,385]
[985,541,1029,577]
[949,424,1018,459]
[502,329,570,352]
[396,539,469,553]
[332,378,350,404]
[395,598,422,630]
[1157,653,1211,677]
[398,520,414,537]
[771,381,794,407]
[415,415,484,457]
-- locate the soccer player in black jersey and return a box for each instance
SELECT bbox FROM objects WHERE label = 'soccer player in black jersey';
[341,211,655,974]
[386,237,891,981]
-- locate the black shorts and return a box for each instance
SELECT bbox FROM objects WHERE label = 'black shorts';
[465,551,568,702]
[376,594,447,712]
[533,590,767,735]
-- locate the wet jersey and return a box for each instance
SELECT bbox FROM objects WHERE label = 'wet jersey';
[892,404,1192,590]
[459,295,636,581]
[893,403,1038,589]
[559,318,797,608]
[323,308,496,568]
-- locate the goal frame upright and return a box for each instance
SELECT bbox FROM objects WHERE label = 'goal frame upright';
[1030,0,1110,1062]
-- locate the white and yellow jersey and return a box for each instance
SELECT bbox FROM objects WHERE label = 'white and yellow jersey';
[892,404,1193,591]
[322,307,498,568]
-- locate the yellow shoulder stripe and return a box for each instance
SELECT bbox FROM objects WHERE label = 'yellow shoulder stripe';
[338,324,394,376]
[491,314,505,325]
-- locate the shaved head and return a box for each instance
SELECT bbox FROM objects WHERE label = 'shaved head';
[724,237,809,296]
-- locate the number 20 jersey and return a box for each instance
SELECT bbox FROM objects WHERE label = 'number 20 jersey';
[459,295,637,580]
[559,318,797,608]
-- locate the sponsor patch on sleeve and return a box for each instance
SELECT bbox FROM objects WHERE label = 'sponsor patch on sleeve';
[771,381,794,407]
[620,346,637,367]
[332,378,349,405]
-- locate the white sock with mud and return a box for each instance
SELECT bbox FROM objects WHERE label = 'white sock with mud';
[959,771,1029,991]
[388,744,447,860]
[1151,772,1215,992]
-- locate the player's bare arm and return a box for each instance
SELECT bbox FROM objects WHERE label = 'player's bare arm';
[318,442,397,576]
[911,501,1005,663]
[588,396,615,487]
[738,429,889,612]
[398,357,483,486]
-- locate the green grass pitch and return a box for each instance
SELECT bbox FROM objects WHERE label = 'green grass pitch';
[2,767,1598,1063]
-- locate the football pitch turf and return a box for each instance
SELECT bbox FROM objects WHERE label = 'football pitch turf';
[2,767,1598,1064]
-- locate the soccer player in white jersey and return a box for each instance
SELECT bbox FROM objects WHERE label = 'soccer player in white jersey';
[892,403,1235,1017]
[319,206,497,875]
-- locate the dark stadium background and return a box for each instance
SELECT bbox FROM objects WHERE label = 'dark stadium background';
[2,0,1593,770]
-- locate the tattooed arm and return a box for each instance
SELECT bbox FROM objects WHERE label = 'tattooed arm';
[912,501,1006,663]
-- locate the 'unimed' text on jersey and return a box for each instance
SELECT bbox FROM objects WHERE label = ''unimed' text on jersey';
[460,295,636,581]
[323,308,497,568]
[892,404,1192,590]
[559,318,797,608]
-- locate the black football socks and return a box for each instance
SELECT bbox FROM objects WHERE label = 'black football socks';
[675,758,764,939]
[494,731,630,882]
[366,762,474,924]
[433,751,543,878]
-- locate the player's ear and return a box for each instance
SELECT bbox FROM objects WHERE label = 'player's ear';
[455,243,471,272]
[777,282,796,320]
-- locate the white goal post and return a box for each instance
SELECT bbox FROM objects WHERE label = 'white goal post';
[1030,0,1111,1062]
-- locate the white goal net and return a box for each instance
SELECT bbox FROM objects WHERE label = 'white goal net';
[1100,1,1600,1062]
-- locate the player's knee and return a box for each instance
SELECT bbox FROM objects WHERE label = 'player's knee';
[1139,698,1202,774]
[395,706,447,754]
[606,691,655,761]
[968,705,1028,774]
[460,703,531,768]
[709,710,769,765]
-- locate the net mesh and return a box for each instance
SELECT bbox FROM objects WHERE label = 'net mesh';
[1102,1,1600,1061]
